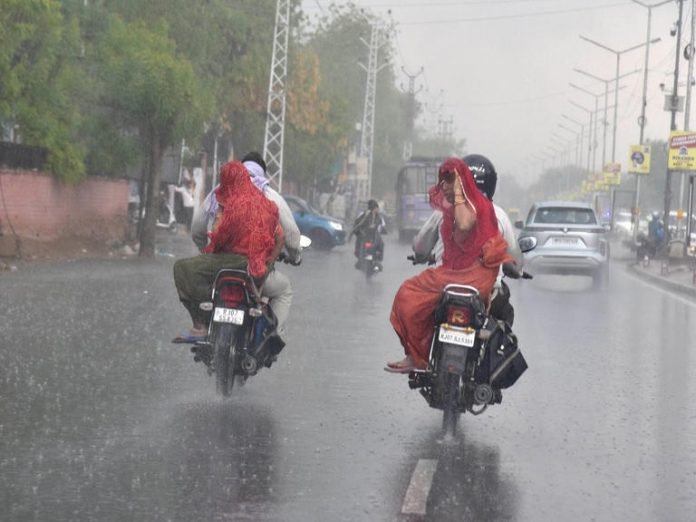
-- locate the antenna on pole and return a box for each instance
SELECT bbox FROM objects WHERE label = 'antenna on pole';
[263,0,291,193]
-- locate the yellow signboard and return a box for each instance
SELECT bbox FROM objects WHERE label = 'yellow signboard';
[628,145,651,174]
[604,172,621,186]
[668,131,696,170]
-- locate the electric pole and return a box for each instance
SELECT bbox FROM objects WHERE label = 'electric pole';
[665,0,685,229]
[359,21,389,201]
[401,66,424,161]
[263,0,291,192]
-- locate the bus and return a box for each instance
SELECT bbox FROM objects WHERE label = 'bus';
[395,157,442,241]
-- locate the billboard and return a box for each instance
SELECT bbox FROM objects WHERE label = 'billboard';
[668,131,696,170]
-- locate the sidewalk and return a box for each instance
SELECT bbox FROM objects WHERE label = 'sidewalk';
[614,238,696,299]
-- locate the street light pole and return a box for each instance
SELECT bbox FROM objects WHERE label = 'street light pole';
[574,68,641,169]
[569,100,594,175]
[558,122,581,167]
[630,0,672,240]
[562,114,585,169]
[579,36,661,162]
[665,0,685,231]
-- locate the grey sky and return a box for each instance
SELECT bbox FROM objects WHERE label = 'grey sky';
[305,0,690,183]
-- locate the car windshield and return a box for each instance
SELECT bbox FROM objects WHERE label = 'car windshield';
[533,207,597,225]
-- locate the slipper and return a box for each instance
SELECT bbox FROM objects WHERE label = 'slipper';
[384,365,414,374]
[172,332,207,344]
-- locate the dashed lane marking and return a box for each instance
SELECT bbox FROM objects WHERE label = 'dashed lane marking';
[401,458,438,515]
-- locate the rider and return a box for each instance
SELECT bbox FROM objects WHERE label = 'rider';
[412,153,521,325]
[173,161,283,342]
[350,199,386,271]
[183,152,301,339]
[386,157,512,373]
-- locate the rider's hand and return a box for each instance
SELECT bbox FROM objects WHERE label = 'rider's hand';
[289,253,302,266]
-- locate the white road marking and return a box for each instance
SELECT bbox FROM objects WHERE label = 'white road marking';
[401,458,438,515]
[622,269,696,308]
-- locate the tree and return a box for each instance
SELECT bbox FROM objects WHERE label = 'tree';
[97,15,209,256]
[0,0,86,182]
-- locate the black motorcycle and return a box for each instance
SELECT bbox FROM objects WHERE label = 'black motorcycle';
[406,239,535,436]
[192,239,310,397]
[357,238,381,278]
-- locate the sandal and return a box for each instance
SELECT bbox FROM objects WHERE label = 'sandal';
[384,357,415,373]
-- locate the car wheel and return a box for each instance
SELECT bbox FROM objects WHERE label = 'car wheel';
[309,228,334,250]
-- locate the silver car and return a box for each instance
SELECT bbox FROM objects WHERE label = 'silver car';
[515,201,609,286]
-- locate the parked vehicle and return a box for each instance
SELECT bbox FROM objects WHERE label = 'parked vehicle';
[190,237,310,397]
[405,241,534,436]
[395,157,441,241]
[284,195,346,250]
[516,201,609,288]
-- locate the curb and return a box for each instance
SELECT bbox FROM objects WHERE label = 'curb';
[627,262,696,300]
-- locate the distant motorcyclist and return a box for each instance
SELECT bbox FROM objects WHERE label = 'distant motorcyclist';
[411,153,521,325]
[350,199,386,271]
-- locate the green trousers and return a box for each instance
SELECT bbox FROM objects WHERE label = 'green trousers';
[173,253,247,325]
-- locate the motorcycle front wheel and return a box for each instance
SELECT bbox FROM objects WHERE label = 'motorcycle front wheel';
[213,324,237,397]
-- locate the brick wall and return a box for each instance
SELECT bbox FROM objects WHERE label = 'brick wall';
[0,169,128,241]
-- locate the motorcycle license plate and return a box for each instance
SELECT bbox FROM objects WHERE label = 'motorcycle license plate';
[364,254,373,260]
[213,307,245,325]
[438,325,474,347]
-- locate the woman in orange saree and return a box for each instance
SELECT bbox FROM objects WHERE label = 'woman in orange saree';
[386,157,511,373]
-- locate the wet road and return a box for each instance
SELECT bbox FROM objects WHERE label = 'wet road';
[1,233,695,521]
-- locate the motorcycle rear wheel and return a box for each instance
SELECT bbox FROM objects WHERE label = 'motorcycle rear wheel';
[213,324,237,397]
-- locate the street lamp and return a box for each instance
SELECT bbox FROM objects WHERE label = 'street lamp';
[573,67,641,169]
[569,82,626,174]
[558,122,581,166]
[569,100,594,174]
[579,35,661,162]
[561,114,585,168]
[630,0,673,239]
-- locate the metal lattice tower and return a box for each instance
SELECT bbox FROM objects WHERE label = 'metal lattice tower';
[359,22,388,200]
[263,0,291,192]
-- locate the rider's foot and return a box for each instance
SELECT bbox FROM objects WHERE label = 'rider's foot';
[384,356,420,373]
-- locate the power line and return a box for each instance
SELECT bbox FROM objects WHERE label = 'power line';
[397,2,629,25]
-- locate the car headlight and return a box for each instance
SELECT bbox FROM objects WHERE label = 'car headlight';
[329,221,343,231]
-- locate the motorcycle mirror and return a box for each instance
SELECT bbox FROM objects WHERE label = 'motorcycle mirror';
[518,236,537,253]
[299,235,312,249]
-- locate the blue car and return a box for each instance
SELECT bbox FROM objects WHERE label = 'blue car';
[283,195,346,249]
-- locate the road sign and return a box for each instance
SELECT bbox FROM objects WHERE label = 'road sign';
[628,144,651,174]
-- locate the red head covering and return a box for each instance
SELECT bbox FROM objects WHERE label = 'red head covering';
[203,161,279,278]
[428,157,499,269]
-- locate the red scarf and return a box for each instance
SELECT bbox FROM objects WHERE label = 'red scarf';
[428,157,499,269]
[203,161,279,278]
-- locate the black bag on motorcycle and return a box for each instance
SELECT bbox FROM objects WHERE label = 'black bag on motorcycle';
[476,321,528,389]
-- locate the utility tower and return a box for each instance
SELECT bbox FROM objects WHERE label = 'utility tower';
[359,22,389,201]
[263,0,291,192]
[401,66,424,160]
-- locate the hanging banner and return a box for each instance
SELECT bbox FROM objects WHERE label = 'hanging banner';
[628,145,651,174]
[668,131,696,170]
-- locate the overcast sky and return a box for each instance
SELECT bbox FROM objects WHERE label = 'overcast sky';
[304,0,692,183]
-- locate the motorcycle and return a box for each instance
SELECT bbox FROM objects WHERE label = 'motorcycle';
[407,237,535,436]
[356,238,382,278]
[191,237,311,397]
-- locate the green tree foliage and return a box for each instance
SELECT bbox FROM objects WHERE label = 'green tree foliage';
[96,15,209,256]
[0,0,86,182]
[301,5,412,198]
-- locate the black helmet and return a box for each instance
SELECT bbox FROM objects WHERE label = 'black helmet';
[367,199,379,210]
[463,154,497,200]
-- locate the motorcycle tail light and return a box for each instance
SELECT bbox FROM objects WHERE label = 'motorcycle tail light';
[220,285,245,307]
[447,305,471,326]
[364,241,374,248]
